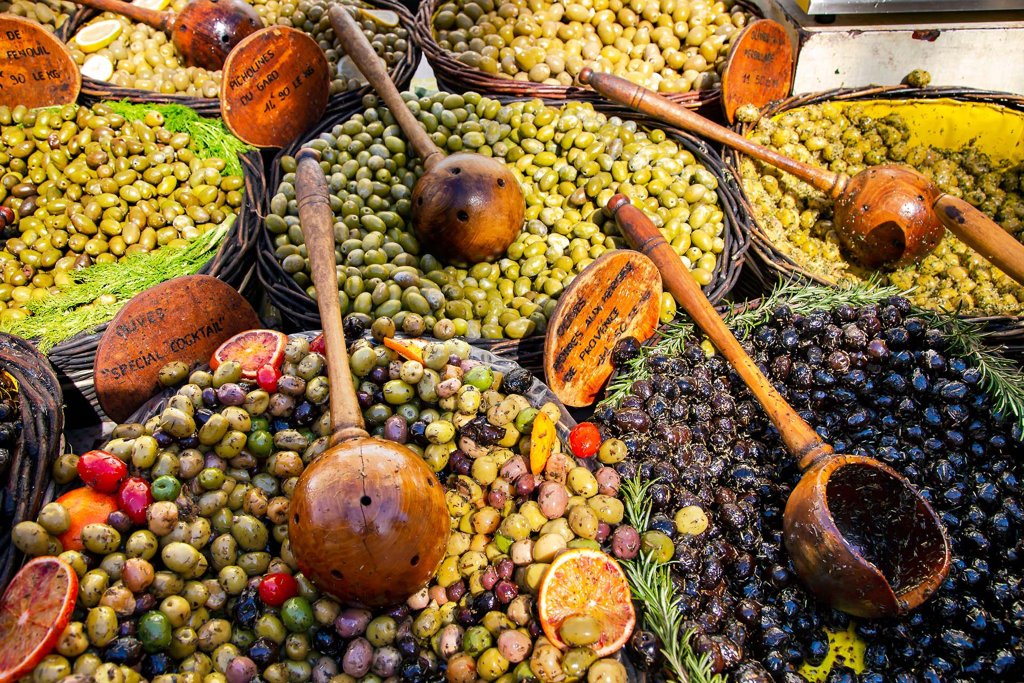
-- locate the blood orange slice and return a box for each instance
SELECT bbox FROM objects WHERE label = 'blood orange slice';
[55,487,119,552]
[537,548,636,657]
[211,329,288,379]
[0,557,78,683]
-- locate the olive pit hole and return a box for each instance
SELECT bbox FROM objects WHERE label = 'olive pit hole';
[457,210,469,222]
[497,178,506,187]
[331,569,342,579]
[360,495,372,506]
[451,167,461,175]
[292,513,300,524]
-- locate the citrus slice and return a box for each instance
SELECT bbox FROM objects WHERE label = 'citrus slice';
[55,487,119,552]
[359,8,399,27]
[337,55,370,87]
[211,329,288,379]
[0,557,78,683]
[73,19,122,53]
[80,54,114,82]
[537,548,636,657]
[132,0,170,9]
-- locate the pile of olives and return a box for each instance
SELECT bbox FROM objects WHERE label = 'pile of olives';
[737,102,1024,315]
[431,0,751,93]
[17,333,640,683]
[0,0,75,33]
[68,0,410,97]
[0,103,244,321]
[269,92,730,339]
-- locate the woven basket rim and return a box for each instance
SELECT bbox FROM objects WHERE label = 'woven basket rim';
[723,84,1024,331]
[256,97,753,336]
[64,0,421,115]
[412,0,761,112]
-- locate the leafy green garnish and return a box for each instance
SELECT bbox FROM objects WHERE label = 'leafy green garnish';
[106,100,251,176]
[1,222,231,351]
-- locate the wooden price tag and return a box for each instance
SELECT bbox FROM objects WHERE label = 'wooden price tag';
[544,251,662,407]
[0,16,80,108]
[221,26,329,148]
[94,275,260,422]
[720,19,794,124]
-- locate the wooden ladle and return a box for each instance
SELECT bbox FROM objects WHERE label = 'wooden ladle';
[328,5,523,266]
[608,193,951,619]
[583,69,1024,287]
[288,148,450,607]
[70,0,262,70]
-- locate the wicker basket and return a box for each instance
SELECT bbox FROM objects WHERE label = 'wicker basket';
[724,85,1024,341]
[255,102,752,370]
[45,149,266,426]
[64,0,421,118]
[0,333,63,590]
[413,0,760,117]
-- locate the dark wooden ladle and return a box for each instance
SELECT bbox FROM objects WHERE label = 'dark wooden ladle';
[287,148,450,607]
[70,0,262,70]
[608,193,951,619]
[328,5,523,266]
[583,69,1024,287]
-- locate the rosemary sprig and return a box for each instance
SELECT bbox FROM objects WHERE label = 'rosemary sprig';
[622,552,726,683]
[918,311,1024,426]
[620,475,659,533]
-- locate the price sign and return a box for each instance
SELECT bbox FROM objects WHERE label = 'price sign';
[721,19,795,124]
[544,251,662,407]
[221,26,330,148]
[94,275,261,422]
[0,16,80,108]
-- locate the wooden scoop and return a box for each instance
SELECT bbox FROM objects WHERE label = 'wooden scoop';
[287,148,450,607]
[608,193,951,619]
[71,0,262,70]
[582,69,1024,287]
[328,5,523,266]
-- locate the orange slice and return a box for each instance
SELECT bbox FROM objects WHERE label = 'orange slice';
[0,557,78,683]
[537,548,636,657]
[211,329,288,379]
[55,487,119,552]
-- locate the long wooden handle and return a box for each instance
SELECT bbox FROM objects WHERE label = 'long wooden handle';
[580,68,844,198]
[328,5,441,167]
[70,0,171,31]
[608,195,833,470]
[295,149,367,445]
[934,193,1024,288]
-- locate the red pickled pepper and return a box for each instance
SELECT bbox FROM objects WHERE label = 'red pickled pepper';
[259,573,298,607]
[117,478,153,526]
[569,422,601,458]
[76,450,127,493]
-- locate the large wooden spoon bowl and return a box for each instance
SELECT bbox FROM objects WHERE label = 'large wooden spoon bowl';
[70,0,262,70]
[608,194,950,619]
[330,5,523,266]
[287,148,449,607]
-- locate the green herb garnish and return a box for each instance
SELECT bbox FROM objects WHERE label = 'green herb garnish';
[106,100,251,176]
[2,222,231,351]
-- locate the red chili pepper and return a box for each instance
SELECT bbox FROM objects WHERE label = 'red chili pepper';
[256,363,281,393]
[117,477,152,526]
[77,450,128,493]
[309,334,326,355]
[569,422,601,458]
[259,572,299,607]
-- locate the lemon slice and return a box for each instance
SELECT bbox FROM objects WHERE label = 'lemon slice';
[132,0,170,9]
[81,54,114,81]
[73,19,122,53]
[359,8,399,27]
[337,55,370,86]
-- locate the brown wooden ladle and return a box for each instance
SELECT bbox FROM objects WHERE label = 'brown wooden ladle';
[608,193,951,619]
[70,0,262,71]
[583,69,1024,287]
[287,148,450,607]
[328,5,523,266]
